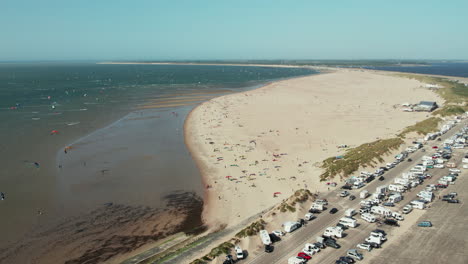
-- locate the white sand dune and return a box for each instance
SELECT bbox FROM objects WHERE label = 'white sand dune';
[185,69,441,230]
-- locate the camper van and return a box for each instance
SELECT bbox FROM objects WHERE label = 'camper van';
[375,185,388,194]
[371,206,392,217]
[388,194,403,203]
[310,202,324,211]
[410,200,426,210]
[323,226,343,238]
[339,217,357,228]
[361,213,376,223]
[345,209,357,217]
[283,221,301,233]
[360,190,369,199]
[259,230,271,245]
[388,184,406,193]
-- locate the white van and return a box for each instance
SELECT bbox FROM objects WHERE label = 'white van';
[361,213,376,223]
[235,245,244,259]
[283,221,300,233]
[410,200,426,210]
[288,257,306,264]
[259,230,271,245]
[345,209,357,217]
[339,217,357,228]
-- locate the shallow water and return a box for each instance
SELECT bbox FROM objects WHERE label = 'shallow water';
[0,63,316,260]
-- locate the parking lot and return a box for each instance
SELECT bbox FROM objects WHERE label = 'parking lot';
[365,164,467,264]
[244,120,466,264]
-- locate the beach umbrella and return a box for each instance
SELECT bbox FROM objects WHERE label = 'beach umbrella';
[274,192,282,195]
[225,176,232,179]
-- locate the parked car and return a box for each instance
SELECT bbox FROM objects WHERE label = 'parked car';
[325,238,341,249]
[341,185,352,190]
[336,223,349,230]
[402,205,412,214]
[330,208,339,214]
[309,208,321,214]
[368,242,380,248]
[297,252,311,260]
[357,243,372,252]
[407,158,412,162]
[272,230,285,237]
[447,199,460,203]
[373,229,387,236]
[449,168,461,173]
[347,249,363,260]
[264,245,274,253]
[384,219,399,227]
[418,221,432,227]
[349,195,356,201]
[434,164,445,169]
[340,191,350,197]
[339,256,355,263]
[335,261,348,264]
[383,202,395,207]
[314,242,325,249]
[379,176,385,181]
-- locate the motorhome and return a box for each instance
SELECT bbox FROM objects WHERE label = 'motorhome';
[388,184,406,192]
[417,191,433,202]
[283,221,301,233]
[365,235,382,245]
[388,193,403,203]
[375,185,388,194]
[360,190,369,199]
[339,217,357,228]
[410,200,426,209]
[371,206,392,217]
[304,213,315,221]
[310,202,324,211]
[423,160,434,166]
[402,172,415,179]
[345,209,357,217]
[361,213,376,223]
[394,177,409,185]
[259,230,271,245]
[323,226,343,238]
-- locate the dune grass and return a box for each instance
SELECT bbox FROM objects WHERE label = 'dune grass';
[235,219,266,238]
[399,117,442,136]
[395,74,468,104]
[320,138,404,180]
[432,105,467,117]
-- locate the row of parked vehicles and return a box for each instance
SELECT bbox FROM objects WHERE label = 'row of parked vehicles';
[334,123,468,263]
[273,121,465,264]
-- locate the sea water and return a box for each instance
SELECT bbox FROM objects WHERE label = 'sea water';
[0,63,316,257]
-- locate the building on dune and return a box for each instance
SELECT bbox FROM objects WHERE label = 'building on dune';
[414,101,438,112]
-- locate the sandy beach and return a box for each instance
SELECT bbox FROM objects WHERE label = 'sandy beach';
[185,69,442,230]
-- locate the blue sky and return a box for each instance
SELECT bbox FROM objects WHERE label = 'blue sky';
[1,0,467,61]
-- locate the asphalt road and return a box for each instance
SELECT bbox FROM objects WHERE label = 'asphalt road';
[245,120,466,264]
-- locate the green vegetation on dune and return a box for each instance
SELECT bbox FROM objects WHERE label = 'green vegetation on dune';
[320,138,404,180]
[235,219,266,238]
[395,74,468,105]
[399,117,442,137]
[432,105,467,117]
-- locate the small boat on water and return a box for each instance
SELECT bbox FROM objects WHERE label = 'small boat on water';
[67,122,80,126]
[0,192,5,200]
